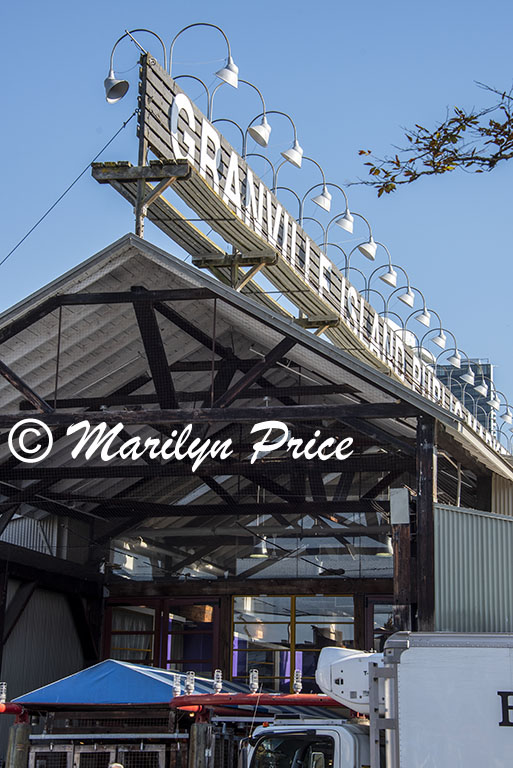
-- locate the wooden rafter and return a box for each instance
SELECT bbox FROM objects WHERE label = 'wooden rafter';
[131,287,177,409]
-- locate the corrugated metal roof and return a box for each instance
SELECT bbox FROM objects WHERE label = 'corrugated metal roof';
[0,234,510,577]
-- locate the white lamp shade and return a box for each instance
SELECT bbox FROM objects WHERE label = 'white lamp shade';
[281,139,303,168]
[335,210,354,234]
[311,186,332,212]
[358,237,377,261]
[461,369,475,385]
[380,267,397,288]
[489,396,501,410]
[104,70,130,103]
[250,536,268,558]
[399,288,415,308]
[376,535,393,557]
[248,117,271,147]
[432,331,446,349]
[502,408,513,424]
[216,55,239,88]
[416,309,431,327]
[448,351,461,368]
[475,381,488,397]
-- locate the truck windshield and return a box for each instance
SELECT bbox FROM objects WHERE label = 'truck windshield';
[250,735,334,768]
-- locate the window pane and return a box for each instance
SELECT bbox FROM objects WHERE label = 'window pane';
[295,622,354,647]
[232,650,291,679]
[373,603,395,651]
[234,622,290,647]
[294,650,322,679]
[166,604,214,631]
[295,596,353,621]
[112,605,155,632]
[234,597,291,622]
[250,736,334,768]
[166,660,212,674]
[167,632,213,664]
[111,633,154,662]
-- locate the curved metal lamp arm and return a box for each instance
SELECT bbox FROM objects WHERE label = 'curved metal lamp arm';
[298,157,328,216]
[302,216,327,242]
[367,260,408,292]
[345,243,368,278]
[212,118,245,153]
[210,78,266,121]
[434,346,471,376]
[384,283,418,312]
[110,28,168,71]
[246,153,279,188]
[351,211,373,239]
[419,326,457,350]
[245,109,298,152]
[174,74,210,105]
[169,22,232,75]
[272,160,288,192]
[323,242,348,270]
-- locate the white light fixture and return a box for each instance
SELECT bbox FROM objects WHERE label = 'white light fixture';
[416,308,431,327]
[335,210,354,234]
[448,350,461,368]
[216,55,239,88]
[104,69,130,103]
[379,266,397,288]
[250,536,269,558]
[281,139,303,168]
[502,408,513,425]
[376,535,393,557]
[475,380,488,397]
[311,185,332,212]
[358,237,377,261]
[247,116,271,147]
[432,330,447,349]
[399,287,415,307]
[460,367,475,386]
[488,395,501,411]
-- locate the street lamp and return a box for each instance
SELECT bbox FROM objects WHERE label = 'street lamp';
[104,29,167,103]
[209,78,267,127]
[245,111,303,166]
[298,157,333,216]
[352,213,377,261]
[402,288,432,328]
[169,23,238,87]
[383,282,419,316]
[419,324,454,352]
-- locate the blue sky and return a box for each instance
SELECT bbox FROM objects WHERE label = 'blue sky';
[2,1,512,422]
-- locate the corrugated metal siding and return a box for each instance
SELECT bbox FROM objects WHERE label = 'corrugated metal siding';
[492,474,513,517]
[435,504,513,632]
[0,516,59,554]
[0,582,84,758]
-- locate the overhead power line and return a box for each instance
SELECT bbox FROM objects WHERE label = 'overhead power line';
[1,110,138,269]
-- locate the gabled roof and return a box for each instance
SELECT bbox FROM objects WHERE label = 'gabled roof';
[13,658,244,705]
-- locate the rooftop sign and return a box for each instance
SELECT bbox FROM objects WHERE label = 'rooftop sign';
[138,55,505,455]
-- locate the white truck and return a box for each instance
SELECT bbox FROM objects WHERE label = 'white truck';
[246,632,513,768]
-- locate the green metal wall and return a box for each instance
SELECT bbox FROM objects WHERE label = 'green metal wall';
[435,504,513,632]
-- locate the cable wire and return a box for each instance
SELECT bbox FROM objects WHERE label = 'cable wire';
[1,110,138,268]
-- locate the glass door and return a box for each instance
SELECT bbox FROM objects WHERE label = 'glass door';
[161,598,219,675]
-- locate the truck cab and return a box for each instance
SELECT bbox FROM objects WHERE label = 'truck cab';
[247,720,371,768]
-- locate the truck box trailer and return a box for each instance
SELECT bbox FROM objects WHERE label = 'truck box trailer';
[247,632,513,768]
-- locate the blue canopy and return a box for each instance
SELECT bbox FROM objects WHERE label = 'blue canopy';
[14,660,244,705]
